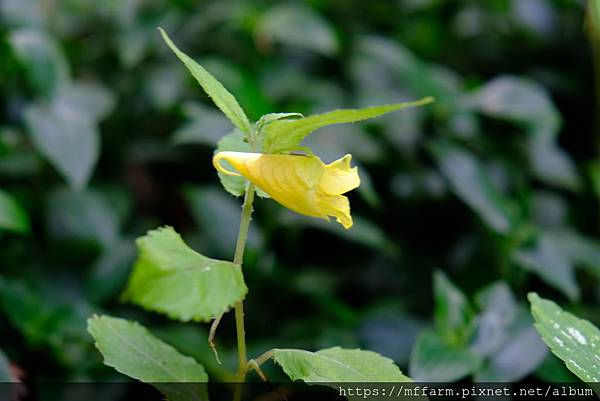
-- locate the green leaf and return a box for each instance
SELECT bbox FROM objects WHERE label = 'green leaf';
[273,347,411,382]
[214,130,269,198]
[474,308,547,381]
[123,226,247,322]
[0,349,12,382]
[158,28,251,134]
[409,330,481,381]
[467,76,579,190]
[47,187,119,247]
[262,97,434,154]
[172,103,233,146]
[588,0,600,40]
[513,235,579,300]
[10,28,70,97]
[529,293,600,382]
[257,4,339,56]
[185,186,262,258]
[214,129,251,197]
[471,282,518,357]
[0,189,29,233]
[23,82,111,189]
[434,271,474,345]
[88,315,208,401]
[430,141,513,234]
[256,112,303,135]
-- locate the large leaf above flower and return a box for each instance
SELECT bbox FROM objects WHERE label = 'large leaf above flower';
[262,97,434,154]
[159,28,251,134]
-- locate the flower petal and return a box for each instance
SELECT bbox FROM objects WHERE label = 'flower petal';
[319,154,361,195]
[212,151,360,228]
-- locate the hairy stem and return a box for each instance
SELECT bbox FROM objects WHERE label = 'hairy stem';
[232,183,256,401]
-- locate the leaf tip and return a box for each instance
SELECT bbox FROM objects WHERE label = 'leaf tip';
[527,292,541,304]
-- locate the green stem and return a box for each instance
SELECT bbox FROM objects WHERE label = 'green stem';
[232,183,256,401]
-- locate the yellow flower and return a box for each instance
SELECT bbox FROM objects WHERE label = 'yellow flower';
[213,151,360,229]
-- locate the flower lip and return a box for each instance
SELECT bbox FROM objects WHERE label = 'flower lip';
[212,151,361,229]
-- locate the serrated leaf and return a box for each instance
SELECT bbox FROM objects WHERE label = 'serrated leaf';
[273,347,411,382]
[409,330,481,382]
[529,293,600,383]
[0,189,29,233]
[256,112,303,134]
[214,130,269,198]
[262,97,434,154]
[123,227,247,322]
[434,271,474,345]
[159,28,251,134]
[88,315,208,401]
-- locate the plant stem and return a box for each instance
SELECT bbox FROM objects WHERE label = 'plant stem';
[232,183,256,401]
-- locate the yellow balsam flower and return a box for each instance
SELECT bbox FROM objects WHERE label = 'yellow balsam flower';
[213,151,360,229]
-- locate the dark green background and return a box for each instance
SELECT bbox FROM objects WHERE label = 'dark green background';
[0,0,599,396]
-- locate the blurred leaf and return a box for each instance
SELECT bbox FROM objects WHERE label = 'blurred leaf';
[528,138,580,191]
[471,282,518,357]
[513,234,579,300]
[467,76,559,132]
[466,75,579,190]
[434,271,474,345]
[146,64,186,109]
[430,141,513,234]
[273,347,411,382]
[24,86,104,188]
[56,81,115,121]
[173,103,233,146]
[9,29,69,97]
[589,0,600,38]
[545,230,600,279]
[47,188,119,247]
[88,315,208,401]
[359,309,425,366]
[86,239,135,303]
[185,186,261,258]
[0,349,12,382]
[0,189,29,233]
[284,214,399,257]
[529,293,600,382]
[263,97,434,154]
[0,278,93,367]
[0,0,46,28]
[474,309,547,381]
[159,28,252,134]
[123,227,247,322]
[257,4,339,56]
[409,330,481,381]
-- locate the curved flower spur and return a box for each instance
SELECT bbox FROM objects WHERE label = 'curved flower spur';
[214,151,360,229]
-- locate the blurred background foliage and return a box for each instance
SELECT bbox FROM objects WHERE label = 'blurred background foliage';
[1,0,599,395]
